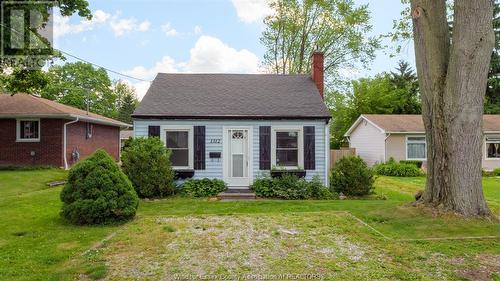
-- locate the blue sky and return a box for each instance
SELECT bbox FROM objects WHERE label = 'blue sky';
[53,0,415,99]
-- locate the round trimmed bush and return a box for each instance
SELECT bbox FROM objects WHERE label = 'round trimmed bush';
[330,156,374,196]
[60,149,139,225]
[121,137,175,198]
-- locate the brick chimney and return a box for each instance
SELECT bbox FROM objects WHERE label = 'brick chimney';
[311,52,324,100]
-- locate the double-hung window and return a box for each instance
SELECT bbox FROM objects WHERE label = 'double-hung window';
[164,127,193,169]
[486,136,500,159]
[17,119,40,142]
[406,136,426,160]
[272,127,303,169]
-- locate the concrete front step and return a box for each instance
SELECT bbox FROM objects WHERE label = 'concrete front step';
[218,189,256,200]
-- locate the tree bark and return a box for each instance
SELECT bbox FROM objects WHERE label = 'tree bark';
[411,0,494,216]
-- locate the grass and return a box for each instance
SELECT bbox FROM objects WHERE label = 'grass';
[0,169,498,280]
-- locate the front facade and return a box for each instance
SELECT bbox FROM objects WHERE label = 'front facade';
[134,119,329,187]
[345,114,500,170]
[133,53,331,187]
[0,94,129,168]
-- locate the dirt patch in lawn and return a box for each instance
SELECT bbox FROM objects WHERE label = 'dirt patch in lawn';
[99,212,400,280]
[455,254,500,281]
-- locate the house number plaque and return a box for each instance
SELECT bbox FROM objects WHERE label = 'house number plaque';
[209,139,221,144]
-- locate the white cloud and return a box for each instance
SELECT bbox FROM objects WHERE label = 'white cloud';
[124,56,178,80]
[53,9,150,38]
[123,35,261,99]
[183,35,260,73]
[110,18,150,37]
[161,22,179,37]
[53,9,111,38]
[231,0,272,23]
[193,25,202,35]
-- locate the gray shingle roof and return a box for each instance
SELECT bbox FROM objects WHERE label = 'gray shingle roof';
[133,73,331,119]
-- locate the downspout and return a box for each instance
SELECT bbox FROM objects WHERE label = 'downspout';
[63,117,79,170]
[384,133,391,163]
[325,121,330,187]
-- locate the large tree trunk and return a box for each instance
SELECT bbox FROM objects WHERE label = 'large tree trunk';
[411,0,494,216]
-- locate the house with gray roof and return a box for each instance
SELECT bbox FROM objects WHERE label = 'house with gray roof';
[345,114,500,170]
[132,52,331,188]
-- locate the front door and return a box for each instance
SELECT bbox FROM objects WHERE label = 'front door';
[225,128,250,187]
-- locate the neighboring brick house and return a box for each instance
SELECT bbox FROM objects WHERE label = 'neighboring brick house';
[0,94,129,168]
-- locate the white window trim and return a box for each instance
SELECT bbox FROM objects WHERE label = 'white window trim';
[16,119,40,142]
[160,125,194,170]
[485,136,500,160]
[271,126,304,169]
[405,135,427,161]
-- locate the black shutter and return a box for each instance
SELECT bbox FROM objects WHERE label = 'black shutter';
[304,126,315,170]
[194,126,205,170]
[259,126,271,170]
[148,126,160,137]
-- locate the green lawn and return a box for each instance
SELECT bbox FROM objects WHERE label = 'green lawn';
[0,169,499,280]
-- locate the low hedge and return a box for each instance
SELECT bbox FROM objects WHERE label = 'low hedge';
[181,178,227,197]
[374,162,424,177]
[399,160,423,168]
[251,175,335,200]
[483,168,500,177]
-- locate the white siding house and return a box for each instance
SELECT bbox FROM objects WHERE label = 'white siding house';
[346,118,386,166]
[345,114,500,170]
[132,53,331,188]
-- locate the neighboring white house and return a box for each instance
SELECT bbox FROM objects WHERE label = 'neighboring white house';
[345,114,500,170]
[132,53,331,188]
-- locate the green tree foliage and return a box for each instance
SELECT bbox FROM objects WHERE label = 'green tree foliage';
[389,0,499,113]
[0,1,91,93]
[115,81,139,124]
[121,137,175,198]
[260,0,380,88]
[486,2,500,114]
[60,149,139,225]
[41,62,117,118]
[330,156,374,196]
[328,62,421,148]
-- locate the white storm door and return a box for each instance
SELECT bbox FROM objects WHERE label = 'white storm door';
[226,129,250,187]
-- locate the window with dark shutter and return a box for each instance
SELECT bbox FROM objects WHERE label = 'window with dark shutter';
[259,126,271,170]
[304,126,315,170]
[194,126,205,170]
[148,126,160,137]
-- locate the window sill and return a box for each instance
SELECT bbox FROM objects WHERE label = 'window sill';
[174,169,195,180]
[16,139,40,142]
[270,170,306,179]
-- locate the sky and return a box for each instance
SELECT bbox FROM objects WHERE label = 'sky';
[52,0,416,100]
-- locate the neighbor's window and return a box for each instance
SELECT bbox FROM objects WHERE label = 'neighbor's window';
[407,136,426,160]
[17,120,40,141]
[275,130,299,167]
[486,136,500,159]
[166,130,190,167]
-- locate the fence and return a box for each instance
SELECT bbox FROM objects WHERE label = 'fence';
[330,148,356,168]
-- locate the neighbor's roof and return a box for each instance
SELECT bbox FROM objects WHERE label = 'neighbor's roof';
[133,73,331,119]
[345,114,500,136]
[0,94,130,128]
[120,130,134,139]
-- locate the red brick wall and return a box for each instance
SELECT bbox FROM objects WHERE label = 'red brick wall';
[0,119,64,167]
[66,121,120,166]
